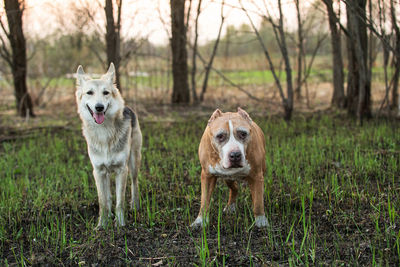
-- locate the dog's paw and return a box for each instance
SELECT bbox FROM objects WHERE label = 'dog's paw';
[223,203,236,213]
[115,219,126,227]
[255,215,269,228]
[115,210,126,227]
[130,199,139,211]
[95,217,109,230]
[190,216,207,228]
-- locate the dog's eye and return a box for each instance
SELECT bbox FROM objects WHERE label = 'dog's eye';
[237,131,248,139]
[216,133,226,142]
[103,91,110,95]
[87,91,94,95]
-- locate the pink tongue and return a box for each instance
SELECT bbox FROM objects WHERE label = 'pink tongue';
[93,112,105,124]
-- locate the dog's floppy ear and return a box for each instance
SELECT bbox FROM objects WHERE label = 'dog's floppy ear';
[102,62,115,84]
[76,65,89,87]
[208,109,222,125]
[237,107,252,123]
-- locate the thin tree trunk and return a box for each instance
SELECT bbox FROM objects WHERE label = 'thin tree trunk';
[390,0,400,110]
[346,35,357,115]
[105,0,121,91]
[379,36,390,112]
[377,0,390,112]
[294,0,303,100]
[4,0,34,117]
[391,44,400,110]
[323,0,345,108]
[170,0,190,104]
[346,0,371,122]
[190,0,201,103]
[199,0,225,102]
[277,0,294,120]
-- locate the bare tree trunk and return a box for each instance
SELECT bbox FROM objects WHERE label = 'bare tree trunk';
[105,0,122,91]
[294,0,303,100]
[346,0,371,122]
[277,0,294,120]
[170,0,190,104]
[323,0,345,108]
[391,40,400,110]
[390,0,400,110]
[379,34,390,112]
[377,0,390,112]
[190,0,201,103]
[2,0,34,117]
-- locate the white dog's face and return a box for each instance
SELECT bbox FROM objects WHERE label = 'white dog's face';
[75,64,123,125]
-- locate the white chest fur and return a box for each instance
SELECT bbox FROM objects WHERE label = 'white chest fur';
[83,121,131,170]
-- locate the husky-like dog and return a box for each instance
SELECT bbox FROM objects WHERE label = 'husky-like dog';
[75,63,142,228]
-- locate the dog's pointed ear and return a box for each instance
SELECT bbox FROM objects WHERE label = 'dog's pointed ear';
[237,107,252,123]
[77,65,85,75]
[102,62,115,84]
[208,109,222,125]
[76,65,89,87]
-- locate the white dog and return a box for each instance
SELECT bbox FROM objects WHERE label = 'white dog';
[75,63,142,228]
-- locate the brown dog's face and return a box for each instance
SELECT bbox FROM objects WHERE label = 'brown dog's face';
[207,108,252,171]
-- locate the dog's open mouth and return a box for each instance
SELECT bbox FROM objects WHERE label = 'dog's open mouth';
[87,105,105,124]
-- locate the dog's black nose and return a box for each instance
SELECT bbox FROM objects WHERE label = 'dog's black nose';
[229,151,242,162]
[95,104,104,112]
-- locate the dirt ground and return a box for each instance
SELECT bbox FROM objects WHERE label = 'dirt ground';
[1,82,400,266]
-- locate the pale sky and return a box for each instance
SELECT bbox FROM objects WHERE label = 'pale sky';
[20,0,305,45]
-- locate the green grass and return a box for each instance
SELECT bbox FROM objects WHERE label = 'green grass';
[0,113,399,265]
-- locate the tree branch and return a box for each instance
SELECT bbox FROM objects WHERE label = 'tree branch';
[199,0,224,101]
[190,0,201,102]
[0,34,12,67]
[194,47,262,102]
[239,0,286,105]
[0,15,10,38]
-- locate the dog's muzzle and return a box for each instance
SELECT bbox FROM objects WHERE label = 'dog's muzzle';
[228,151,243,168]
[87,104,106,124]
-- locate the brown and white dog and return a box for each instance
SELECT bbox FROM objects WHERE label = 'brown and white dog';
[191,108,268,228]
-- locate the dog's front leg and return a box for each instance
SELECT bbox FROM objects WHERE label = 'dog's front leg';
[224,180,238,213]
[248,172,268,228]
[191,170,216,228]
[115,165,128,226]
[93,167,112,229]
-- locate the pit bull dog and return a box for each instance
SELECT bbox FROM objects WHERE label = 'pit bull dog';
[191,108,268,228]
